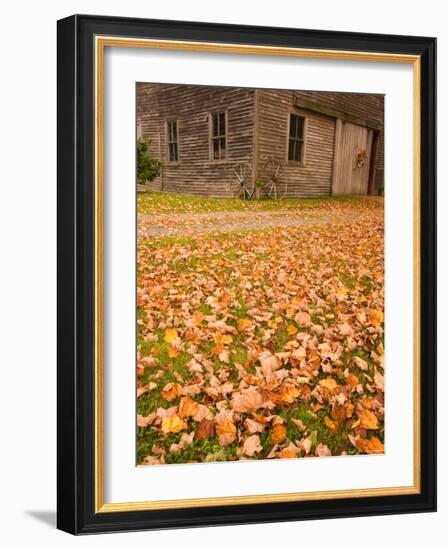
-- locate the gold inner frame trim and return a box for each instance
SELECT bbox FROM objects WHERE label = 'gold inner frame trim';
[94,35,421,513]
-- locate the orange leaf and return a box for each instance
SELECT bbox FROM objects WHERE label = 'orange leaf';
[161,382,182,402]
[238,318,253,331]
[178,396,199,418]
[356,436,384,454]
[358,409,379,430]
[319,378,338,392]
[216,420,237,447]
[369,309,384,326]
[270,424,287,444]
[287,324,298,335]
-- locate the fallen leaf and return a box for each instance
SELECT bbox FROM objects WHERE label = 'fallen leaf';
[195,418,214,440]
[356,436,384,454]
[324,416,338,432]
[216,420,237,447]
[319,378,338,392]
[270,424,287,444]
[178,396,199,418]
[358,409,379,429]
[243,434,263,457]
[295,311,311,327]
[316,443,332,457]
[164,327,179,343]
[238,318,253,331]
[231,387,264,413]
[161,383,182,402]
[161,415,187,434]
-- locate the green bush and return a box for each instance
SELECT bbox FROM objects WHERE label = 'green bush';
[137,138,161,185]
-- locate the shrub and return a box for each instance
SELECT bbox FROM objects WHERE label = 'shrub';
[137,139,161,185]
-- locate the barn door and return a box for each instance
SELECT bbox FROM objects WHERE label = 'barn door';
[332,120,373,195]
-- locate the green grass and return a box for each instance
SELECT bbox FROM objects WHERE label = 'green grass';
[138,191,383,215]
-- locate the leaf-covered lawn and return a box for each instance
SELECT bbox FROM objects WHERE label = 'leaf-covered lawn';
[138,191,384,215]
[137,195,384,465]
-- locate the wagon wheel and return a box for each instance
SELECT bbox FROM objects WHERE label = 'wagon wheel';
[262,160,287,199]
[230,163,255,200]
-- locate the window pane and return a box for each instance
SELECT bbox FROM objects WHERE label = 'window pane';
[212,114,218,137]
[296,141,303,162]
[288,140,295,161]
[213,138,219,159]
[173,143,178,161]
[219,137,226,159]
[219,113,225,135]
[290,114,298,138]
[297,117,304,140]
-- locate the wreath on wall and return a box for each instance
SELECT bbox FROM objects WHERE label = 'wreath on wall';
[355,148,368,168]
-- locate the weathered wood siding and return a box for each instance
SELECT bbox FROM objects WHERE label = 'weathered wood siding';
[137,84,384,197]
[256,90,336,197]
[292,91,384,193]
[137,84,255,197]
[332,121,374,195]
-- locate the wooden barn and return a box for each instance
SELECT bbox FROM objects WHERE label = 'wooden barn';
[137,83,384,198]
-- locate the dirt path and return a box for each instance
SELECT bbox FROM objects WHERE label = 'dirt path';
[138,208,377,238]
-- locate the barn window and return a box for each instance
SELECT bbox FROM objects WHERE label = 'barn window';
[288,114,305,162]
[210,112,226,160]
[167,120,179,162]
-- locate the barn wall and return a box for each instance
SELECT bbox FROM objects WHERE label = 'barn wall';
[137,84,255,197]
[256,90,336,197]
[137,85,384,198]
[292,91,384,193]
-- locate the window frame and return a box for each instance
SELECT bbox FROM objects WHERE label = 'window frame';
[209,110,228,162]
[286,111,307,166]
[166,119,179,163]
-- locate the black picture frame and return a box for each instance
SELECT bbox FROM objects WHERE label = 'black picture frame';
[57,14,436,535]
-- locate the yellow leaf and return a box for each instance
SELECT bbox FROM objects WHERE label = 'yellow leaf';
[324,415,338,432]
[161,415,186,434]
[287,324,298,335]
[164,328,178,343]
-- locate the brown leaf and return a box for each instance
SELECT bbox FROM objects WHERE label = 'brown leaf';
[231,387,264,413]
[195,418,214,440]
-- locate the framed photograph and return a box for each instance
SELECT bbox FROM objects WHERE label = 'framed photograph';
[57,14,436,534]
